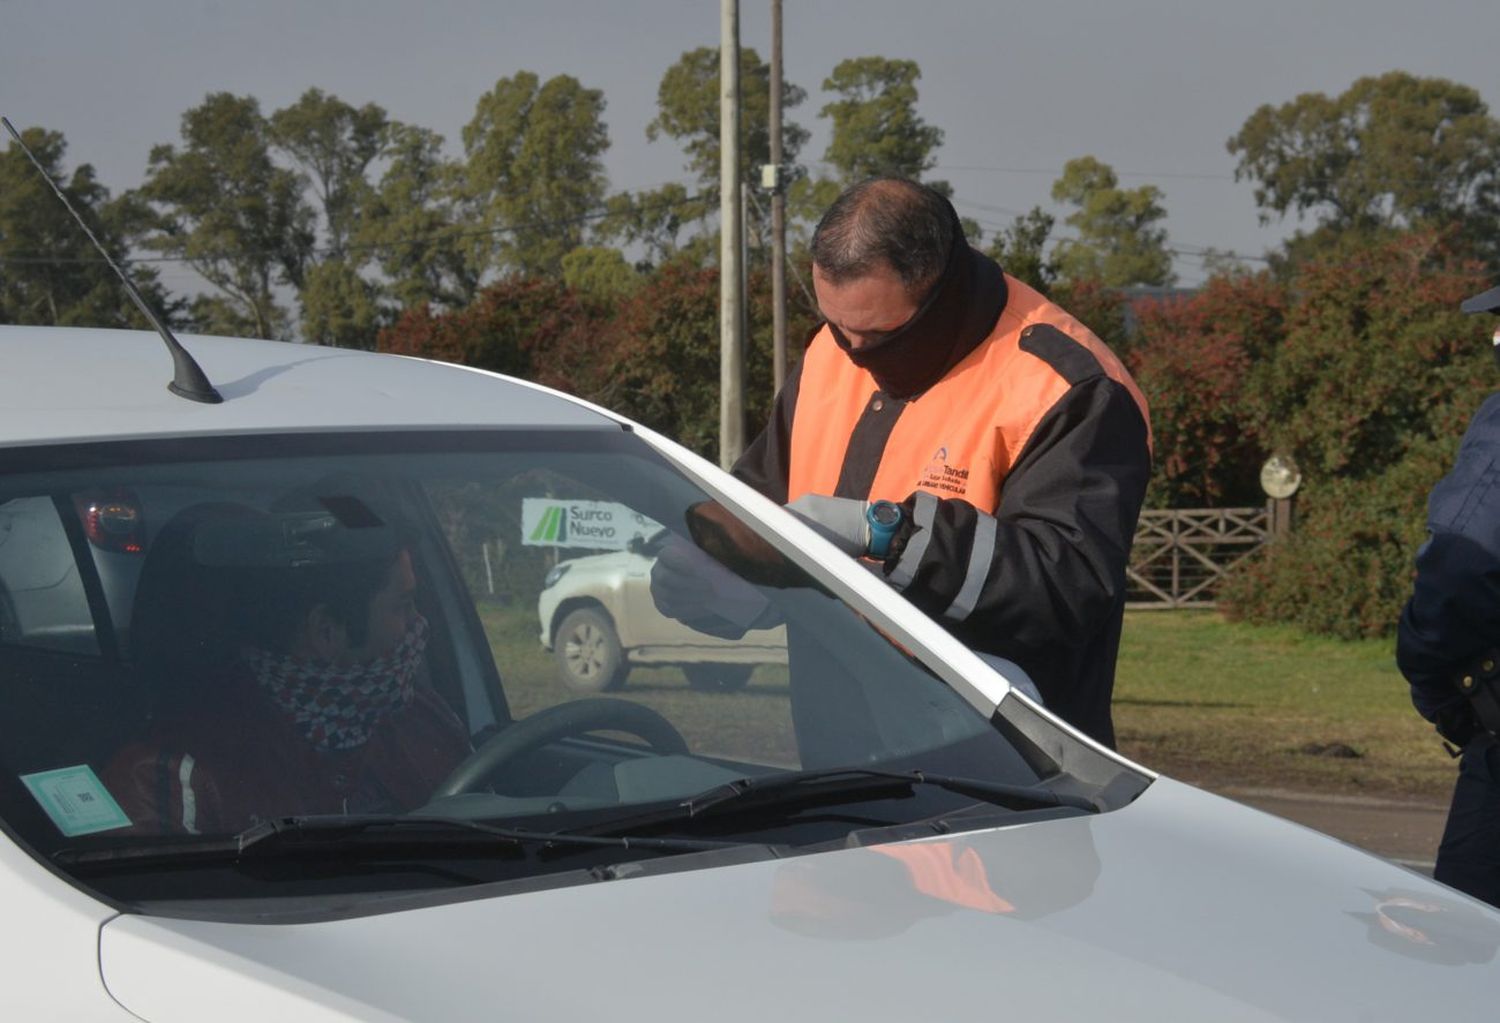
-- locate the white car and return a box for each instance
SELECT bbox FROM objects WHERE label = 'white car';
[1,324,1498,1022]
[537,529,787,693]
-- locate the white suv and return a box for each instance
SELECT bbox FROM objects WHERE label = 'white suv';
[538,529,787,693]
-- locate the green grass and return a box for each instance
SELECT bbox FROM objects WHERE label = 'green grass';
[1115,611,1456,800]
[475,601,1458,803]
[476,602,800,767]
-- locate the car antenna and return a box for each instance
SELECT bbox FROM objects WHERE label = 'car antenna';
[2,116,223,404]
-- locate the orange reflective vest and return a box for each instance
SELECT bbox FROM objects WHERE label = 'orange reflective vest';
[787,274,1150,510]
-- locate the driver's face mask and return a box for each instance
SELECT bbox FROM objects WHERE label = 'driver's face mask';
[247,614,429,752]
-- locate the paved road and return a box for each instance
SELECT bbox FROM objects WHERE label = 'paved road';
[1217,786,1447,873]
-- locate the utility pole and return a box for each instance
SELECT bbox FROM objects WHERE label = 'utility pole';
[718,0,745,469]
[769,0,787,394]
[741,180,751,352]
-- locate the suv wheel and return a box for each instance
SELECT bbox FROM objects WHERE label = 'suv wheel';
[555,607,627,693]
[683,664,753,693]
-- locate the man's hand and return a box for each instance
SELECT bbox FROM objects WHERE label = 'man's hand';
[650,534,772,637]
[786,494,871,557]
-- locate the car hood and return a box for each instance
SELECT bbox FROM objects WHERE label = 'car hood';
[99,778,1500,1022]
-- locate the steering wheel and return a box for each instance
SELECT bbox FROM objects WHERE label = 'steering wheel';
[432,697,690,799]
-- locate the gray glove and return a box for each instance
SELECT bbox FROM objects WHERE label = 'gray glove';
[786,494,870,557]
[649,534,772,635]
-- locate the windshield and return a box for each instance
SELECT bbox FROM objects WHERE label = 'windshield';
[0,429,1121,911]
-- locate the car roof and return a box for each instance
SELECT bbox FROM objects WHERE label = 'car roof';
[0,326,617,447]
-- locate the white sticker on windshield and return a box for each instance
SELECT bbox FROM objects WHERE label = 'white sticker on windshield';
[21,765,131,837]
[522,498,659,551]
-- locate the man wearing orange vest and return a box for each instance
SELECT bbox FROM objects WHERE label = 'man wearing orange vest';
[732,178,1151,748]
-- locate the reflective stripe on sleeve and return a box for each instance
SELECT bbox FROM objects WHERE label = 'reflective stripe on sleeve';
[179,754,199,835]
[889,491,939,590]
[943,511,998,622]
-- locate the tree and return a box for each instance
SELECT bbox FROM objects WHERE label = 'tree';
[599,183,704,269]
[984,206,1058,293]
[786,57,950,244]
[1245,230,1486,480]
[1128,271,1287,506]
[380,267,726,452]
[575,263,801,459]
[1214,229,1493,638]
[377,260,816,463]
[356,123,477,311]
[462,72,611,278]
[0,125,174,328]
[560,246,640,303]
[137,93,315,339]
[1227,71,1500,265]
[647,45,808,227]
[1051,278,1132,354]
[1050,156,1174,287]
[269,88,388,262]
[299,258,381,349]
[819,57,944,184]
[592,264,723,454]
[378,275,600,385]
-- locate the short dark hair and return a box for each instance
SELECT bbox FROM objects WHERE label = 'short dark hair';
[239,550,403,654]
[811,178,960,292]
[237,485,412,653]
[133,503,404,690]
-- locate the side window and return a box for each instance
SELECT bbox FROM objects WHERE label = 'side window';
[0,498,99,656]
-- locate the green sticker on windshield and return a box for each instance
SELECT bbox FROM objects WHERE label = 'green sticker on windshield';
[21,765,131,837]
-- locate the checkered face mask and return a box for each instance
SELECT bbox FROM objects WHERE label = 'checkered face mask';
[246,614,429,752]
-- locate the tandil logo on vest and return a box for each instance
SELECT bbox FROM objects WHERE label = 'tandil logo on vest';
[920,445,971,496]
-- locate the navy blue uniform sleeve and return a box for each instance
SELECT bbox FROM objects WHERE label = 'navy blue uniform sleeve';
[1397,393,1500,721]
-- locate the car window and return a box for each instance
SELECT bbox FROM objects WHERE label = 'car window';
[0,496,100,656]
[0,430,1085,908]
[425,465,801,768]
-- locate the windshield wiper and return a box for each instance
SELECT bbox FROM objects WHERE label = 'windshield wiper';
[55,813,740,869]
[563,767,1097,838]
[239,814,746,855]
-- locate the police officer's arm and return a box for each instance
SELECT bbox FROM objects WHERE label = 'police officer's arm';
[1397,395,1500,723]
[731,358,804,505]
[1397,532,1500,727]
[881,376,1151,690]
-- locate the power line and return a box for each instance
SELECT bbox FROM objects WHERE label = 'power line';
[0,188,711,267]
[936,161,1499,189]
[954,204,1274,269]
[938,163,1237,182]
[11,177,1480,289]
[949,196,1032,219]
[953,207,1500,283]
[744,185,817,312]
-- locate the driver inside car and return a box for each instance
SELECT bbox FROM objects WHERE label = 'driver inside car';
[104,502,471,835]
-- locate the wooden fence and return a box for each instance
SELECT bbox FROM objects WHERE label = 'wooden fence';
[1126,506,1273,609]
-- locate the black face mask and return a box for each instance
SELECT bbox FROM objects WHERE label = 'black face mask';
[826,236,1007,399]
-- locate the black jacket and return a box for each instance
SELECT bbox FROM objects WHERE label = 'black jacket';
[735,275,1150,748]
[1398,392,1500,736]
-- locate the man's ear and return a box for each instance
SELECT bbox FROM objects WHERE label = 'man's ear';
[299,603,348,661]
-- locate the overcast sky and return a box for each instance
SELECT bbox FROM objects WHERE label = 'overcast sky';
[4,0,1498,293]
